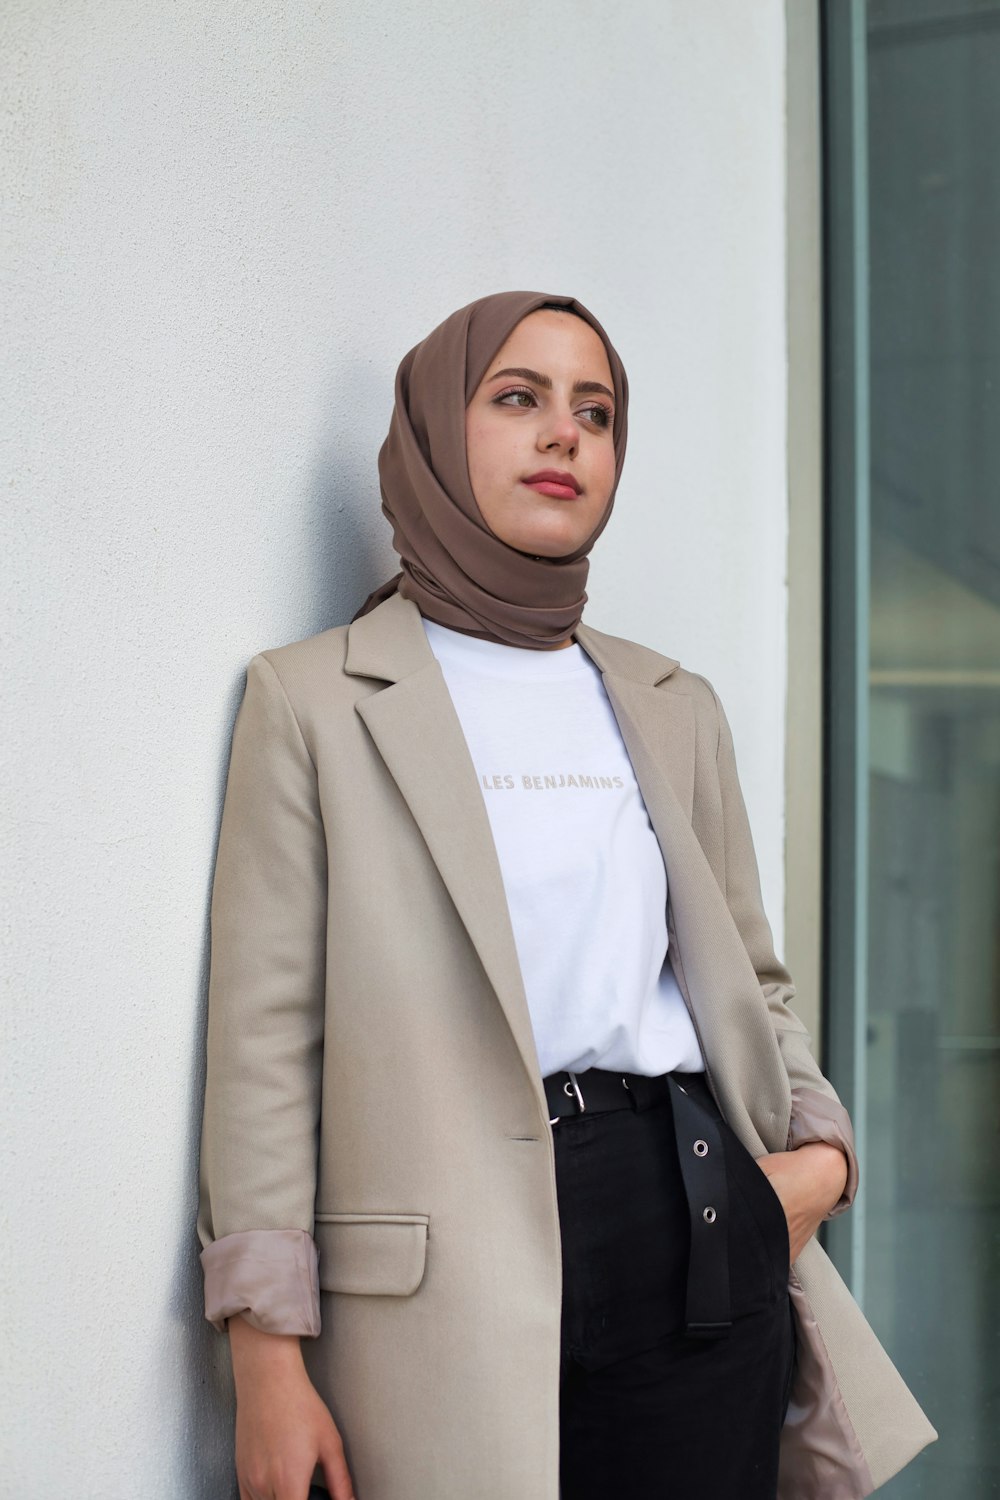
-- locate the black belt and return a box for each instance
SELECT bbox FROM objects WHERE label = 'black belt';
[544,1067,732,1340]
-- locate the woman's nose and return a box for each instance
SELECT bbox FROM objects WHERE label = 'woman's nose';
[538,406,579,452]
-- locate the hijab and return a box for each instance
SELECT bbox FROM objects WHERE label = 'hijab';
[351,289,629,650]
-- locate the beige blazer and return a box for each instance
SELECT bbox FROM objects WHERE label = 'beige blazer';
[197,589,936,1499]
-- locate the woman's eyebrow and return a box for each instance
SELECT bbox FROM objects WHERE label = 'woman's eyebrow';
[487,366,614,402]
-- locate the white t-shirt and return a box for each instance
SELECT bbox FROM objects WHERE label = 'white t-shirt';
[421,617,705,1079]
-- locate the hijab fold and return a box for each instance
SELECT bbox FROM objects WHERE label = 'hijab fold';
[352,290,629,650]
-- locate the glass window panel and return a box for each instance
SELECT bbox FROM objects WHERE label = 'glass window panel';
[823,2,1000,1492]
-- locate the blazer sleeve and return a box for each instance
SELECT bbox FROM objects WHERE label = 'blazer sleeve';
[709,680,859,1219]
[196,652,327,1333]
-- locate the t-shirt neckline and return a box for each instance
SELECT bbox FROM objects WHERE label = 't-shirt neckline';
[420,616,595,681]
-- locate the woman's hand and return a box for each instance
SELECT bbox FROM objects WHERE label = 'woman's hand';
[754,1142,849,1265]
[229,1315,356,1500]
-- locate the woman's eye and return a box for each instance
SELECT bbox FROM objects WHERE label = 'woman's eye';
[495,386,537,409]
[583,403,613,430]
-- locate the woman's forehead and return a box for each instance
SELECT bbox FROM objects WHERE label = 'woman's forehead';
[483,309,613,382]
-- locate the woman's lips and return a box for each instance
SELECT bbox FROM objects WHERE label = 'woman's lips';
[521,479,582,500]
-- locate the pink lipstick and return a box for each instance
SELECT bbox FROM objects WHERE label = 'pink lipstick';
[521,469,583,499]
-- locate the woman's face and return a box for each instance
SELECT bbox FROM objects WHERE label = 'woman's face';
[465,309,617,559]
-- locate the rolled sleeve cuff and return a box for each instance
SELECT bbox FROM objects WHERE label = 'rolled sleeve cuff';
[200,1228,321,1336]
[786,1087,860,1220]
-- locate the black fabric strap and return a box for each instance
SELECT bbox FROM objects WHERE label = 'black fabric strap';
[666,1074,732,1338]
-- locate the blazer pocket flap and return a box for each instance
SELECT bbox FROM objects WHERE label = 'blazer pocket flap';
[313,1213,429,1296]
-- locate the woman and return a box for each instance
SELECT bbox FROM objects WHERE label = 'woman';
[197,291,935,1500]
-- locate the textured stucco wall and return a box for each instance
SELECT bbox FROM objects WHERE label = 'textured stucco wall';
[2,1,788,1492]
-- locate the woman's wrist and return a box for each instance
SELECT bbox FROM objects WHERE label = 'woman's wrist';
[790,1141,849,1216]
[228,1313,307,1394]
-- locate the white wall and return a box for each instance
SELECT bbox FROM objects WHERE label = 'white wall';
[2,2,789,1492]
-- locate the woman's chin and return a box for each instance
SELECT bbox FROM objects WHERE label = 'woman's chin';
[478,490,610,559]
[503,526,592,559]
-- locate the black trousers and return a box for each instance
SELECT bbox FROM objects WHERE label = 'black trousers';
[305,1073,795,1500]
[554,1069,796,1500]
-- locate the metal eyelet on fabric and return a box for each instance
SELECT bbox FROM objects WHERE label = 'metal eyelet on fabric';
[563,1072,585,1113]
[665,1073,732,1335]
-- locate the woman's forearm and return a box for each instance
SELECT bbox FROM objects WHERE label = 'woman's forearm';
[228,1312,307,1392]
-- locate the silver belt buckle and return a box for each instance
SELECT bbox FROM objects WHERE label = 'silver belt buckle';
[548,1069,586,1125]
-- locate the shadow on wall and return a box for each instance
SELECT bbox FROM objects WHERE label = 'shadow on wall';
[177,878,240,1498]
[299,352,403,634]
[177,347,399,1498]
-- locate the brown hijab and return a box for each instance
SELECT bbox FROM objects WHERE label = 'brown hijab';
[351,290,629,650]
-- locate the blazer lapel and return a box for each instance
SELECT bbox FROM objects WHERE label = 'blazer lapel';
[571,616,696,837]
[576,628,791,1127]
[347,595,546,1117]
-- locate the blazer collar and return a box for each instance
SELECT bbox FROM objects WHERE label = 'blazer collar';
[344,588,681,686]
[576,618,681,684]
